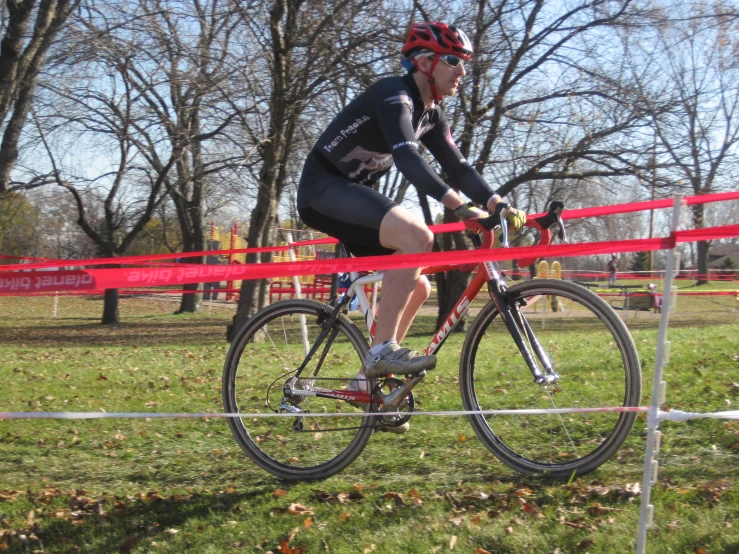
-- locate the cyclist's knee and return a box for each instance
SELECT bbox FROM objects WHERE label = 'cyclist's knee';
[379,207,433,253]
[415,275,431,300]
[394,225,433,253]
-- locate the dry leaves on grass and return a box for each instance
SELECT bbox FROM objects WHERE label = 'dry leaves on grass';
[279,527,302,554]
[286,503,313,516]
[314,490,363,503]
[382,492,405,507]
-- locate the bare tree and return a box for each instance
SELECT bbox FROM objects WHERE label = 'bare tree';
[228,0,390,338]
[0,0,81,194]
[33,4,184,323]
[632,3,739,283]
[102,0,255,314]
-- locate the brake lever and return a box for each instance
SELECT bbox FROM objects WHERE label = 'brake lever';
[497,203,509,247]
[549,201,567,242]
[469,202,510,247]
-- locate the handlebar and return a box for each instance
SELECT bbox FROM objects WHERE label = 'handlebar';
[462,201,566,268]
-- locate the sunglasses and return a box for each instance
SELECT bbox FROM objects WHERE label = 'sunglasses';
[436,54,464,68]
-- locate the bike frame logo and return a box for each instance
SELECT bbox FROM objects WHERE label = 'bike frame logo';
[425,295,472,355]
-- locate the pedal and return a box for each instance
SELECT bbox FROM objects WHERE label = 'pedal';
[371,377,415,427]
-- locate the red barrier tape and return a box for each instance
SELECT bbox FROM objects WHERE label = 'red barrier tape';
[3,223,738,296]
[0,235,681,294]
[2,223,739,295]
[2,190,738,271]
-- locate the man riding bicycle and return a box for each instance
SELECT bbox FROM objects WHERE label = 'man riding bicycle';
[297,22,525,430]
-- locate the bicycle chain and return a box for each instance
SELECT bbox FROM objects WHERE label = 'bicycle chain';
[289,376,380,433]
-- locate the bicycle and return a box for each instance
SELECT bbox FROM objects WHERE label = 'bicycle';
[222,203,642,480]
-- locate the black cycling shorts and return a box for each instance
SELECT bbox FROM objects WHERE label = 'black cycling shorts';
[298,151,397,257]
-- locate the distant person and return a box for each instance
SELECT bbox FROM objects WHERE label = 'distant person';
[647,283,662,314]
[607,255,619,288]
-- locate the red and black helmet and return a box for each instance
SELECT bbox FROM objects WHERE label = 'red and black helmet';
[401,22,473,60]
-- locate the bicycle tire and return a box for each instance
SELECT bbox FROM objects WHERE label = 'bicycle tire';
[223,299,374,480]
[460,279,641,478]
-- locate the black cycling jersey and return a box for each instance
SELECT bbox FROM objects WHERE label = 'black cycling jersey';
[297,72,494,209]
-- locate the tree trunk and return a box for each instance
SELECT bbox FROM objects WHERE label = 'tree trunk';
[101,288,120,324]
[435,207,471,332]
[177,282,202,313]
[0,0,77,193]
[696,240,710,286]
[175,219,205,314]
[228,183,276,341]
[691,203,710,285]
[0,67,38,191]
[0,0,34,119]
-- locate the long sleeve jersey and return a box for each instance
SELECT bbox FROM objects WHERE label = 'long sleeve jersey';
[310,72,494,206]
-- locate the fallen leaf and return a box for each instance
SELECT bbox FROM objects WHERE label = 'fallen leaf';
[287,503,312,515]
[280,540,300,554]
[303,517,314,529]
[577,539,595,550]
[475,549,491,554]
[274,489,288,497]
[588,502,623,516]
[449,535,457,550]
[383,492,405,506]
[618,482,641,499]
[164,529,179,535]
[457,433,467,443]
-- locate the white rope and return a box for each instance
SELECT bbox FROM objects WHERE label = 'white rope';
[4,407,737,421]
[659,409,739,422]
[0,406,648,420]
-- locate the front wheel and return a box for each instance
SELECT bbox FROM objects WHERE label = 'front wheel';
[460,279,641,478]
[223,299,374,480]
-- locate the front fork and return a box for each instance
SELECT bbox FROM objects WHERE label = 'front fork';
[489,281,560,385]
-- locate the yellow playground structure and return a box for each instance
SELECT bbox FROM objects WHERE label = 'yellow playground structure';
[208,222,337,303]
[535,260,565,312]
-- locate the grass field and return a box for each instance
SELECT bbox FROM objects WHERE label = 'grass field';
[0,284,738,553]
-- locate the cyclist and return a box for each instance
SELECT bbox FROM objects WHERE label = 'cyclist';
[297,22,525,426]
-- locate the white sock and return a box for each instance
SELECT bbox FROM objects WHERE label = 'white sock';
[369,339,397,356]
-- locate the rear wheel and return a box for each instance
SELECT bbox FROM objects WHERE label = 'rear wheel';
[223,299,374,480]
[460,279,641,478]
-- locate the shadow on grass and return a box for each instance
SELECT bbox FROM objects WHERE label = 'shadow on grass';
[0,319,231,347]
[8,487,274,553]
